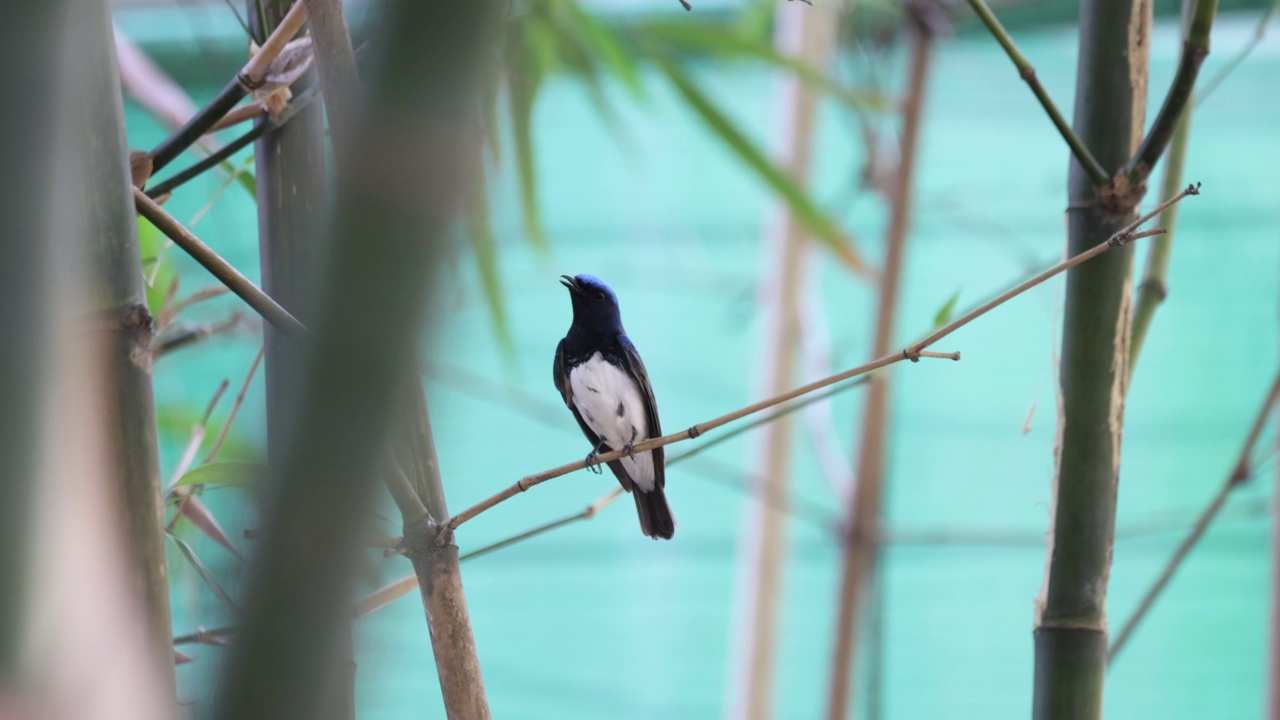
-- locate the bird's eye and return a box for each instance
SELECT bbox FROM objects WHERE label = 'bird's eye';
[595,291,606,300]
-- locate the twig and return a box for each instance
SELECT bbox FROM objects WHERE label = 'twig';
[441,186,1198,540]
[160,285,231,328]
[145,84,320,199]
[133,188,306,337]
[459,488,625,563]
[173,625,236,646]
[904,186,1195,356]
[1121,0,1219,181]
[204,346,266,464]
[964,0,1109,186]
[1196,0,1279,105]
[164,380,231,493]
[207,102,267,133]
[152,313,246,360]
[1107,367,1280,663]
[148,1,309,173]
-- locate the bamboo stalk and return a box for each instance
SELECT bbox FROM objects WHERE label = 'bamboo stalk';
[1128,100,1192,377]
[1032,0,1152,716]
[727,4,837,717]
[211,1,498,718]
[827,9,936,718]
[300,0,359,157]
[79,5,178,702]
[249,0,344,714]
[0,2,63,680]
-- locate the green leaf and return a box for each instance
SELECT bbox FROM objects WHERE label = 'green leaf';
[167,529,239,613]
[137,217,175,315]
[932,291,960,330]
[466,178,513,353]
[562,2,643,96]
[640,22,888,112]
[657,60,869,274]
[173,461,267,489]
[508,51,547,252]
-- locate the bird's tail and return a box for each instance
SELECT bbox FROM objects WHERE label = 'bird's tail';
[633,487,675,540]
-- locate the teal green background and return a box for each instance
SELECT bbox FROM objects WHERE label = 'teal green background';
[119,7,1280,718]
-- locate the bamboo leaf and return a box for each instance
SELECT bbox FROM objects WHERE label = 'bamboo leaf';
[562,2,643,96]
[167,529,239,613]
[657,60,870,274]
[932,291,960,329]
[507,25,548,252]
[179,494,245,560]
[173,461,267,489]
[640,22,888,112]
[466,177,513,353]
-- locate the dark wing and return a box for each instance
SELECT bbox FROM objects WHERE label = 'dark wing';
[618,335,665,491]
[555,338,636,491]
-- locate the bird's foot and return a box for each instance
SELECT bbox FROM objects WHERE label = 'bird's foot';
[584,447,605,474]
[623,427,639,460]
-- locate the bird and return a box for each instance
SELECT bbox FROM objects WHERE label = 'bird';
[553,274,675,540]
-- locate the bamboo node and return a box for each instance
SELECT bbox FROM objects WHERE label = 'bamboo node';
[902,347,921,363]
[687,426,702,439]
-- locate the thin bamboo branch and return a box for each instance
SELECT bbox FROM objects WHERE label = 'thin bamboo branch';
[133,188,306,336]
[1128,102,1192,377]
[144,84,319,199]
[1196,0,1279,104]
[205,345,265,464]
[147,0,308,172]
[443,190,1194,540]
[1107,369,1280,663]
[1122,0,1219,182]
[964,0,1109,186]
[828,11,934,717]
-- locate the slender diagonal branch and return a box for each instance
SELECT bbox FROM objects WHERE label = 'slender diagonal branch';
[441,186,1198,540]
[1122,0,1220,181]
[148,1,309,173]
[145,85,319,199]
[133,188,306,336]
[1196,0,1279,104]
[964,0,1109,186]
[1108,367,1280,663]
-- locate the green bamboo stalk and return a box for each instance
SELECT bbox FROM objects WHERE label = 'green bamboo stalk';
[1033,0,1152,716]
[248,0,345,714]
[0,2,63,682]
[827,9,935,718]
[1128,102,1192,377]
[211,1,498,717]
[75,1,178,701]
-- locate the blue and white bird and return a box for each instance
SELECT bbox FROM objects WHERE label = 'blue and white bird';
[553,274,674,540]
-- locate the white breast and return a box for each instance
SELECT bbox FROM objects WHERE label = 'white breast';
[568,353,655,491]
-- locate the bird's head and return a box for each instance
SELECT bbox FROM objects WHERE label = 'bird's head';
[560,274,622,328]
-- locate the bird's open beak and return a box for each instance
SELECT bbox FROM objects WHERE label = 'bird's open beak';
[560,275,584,296]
